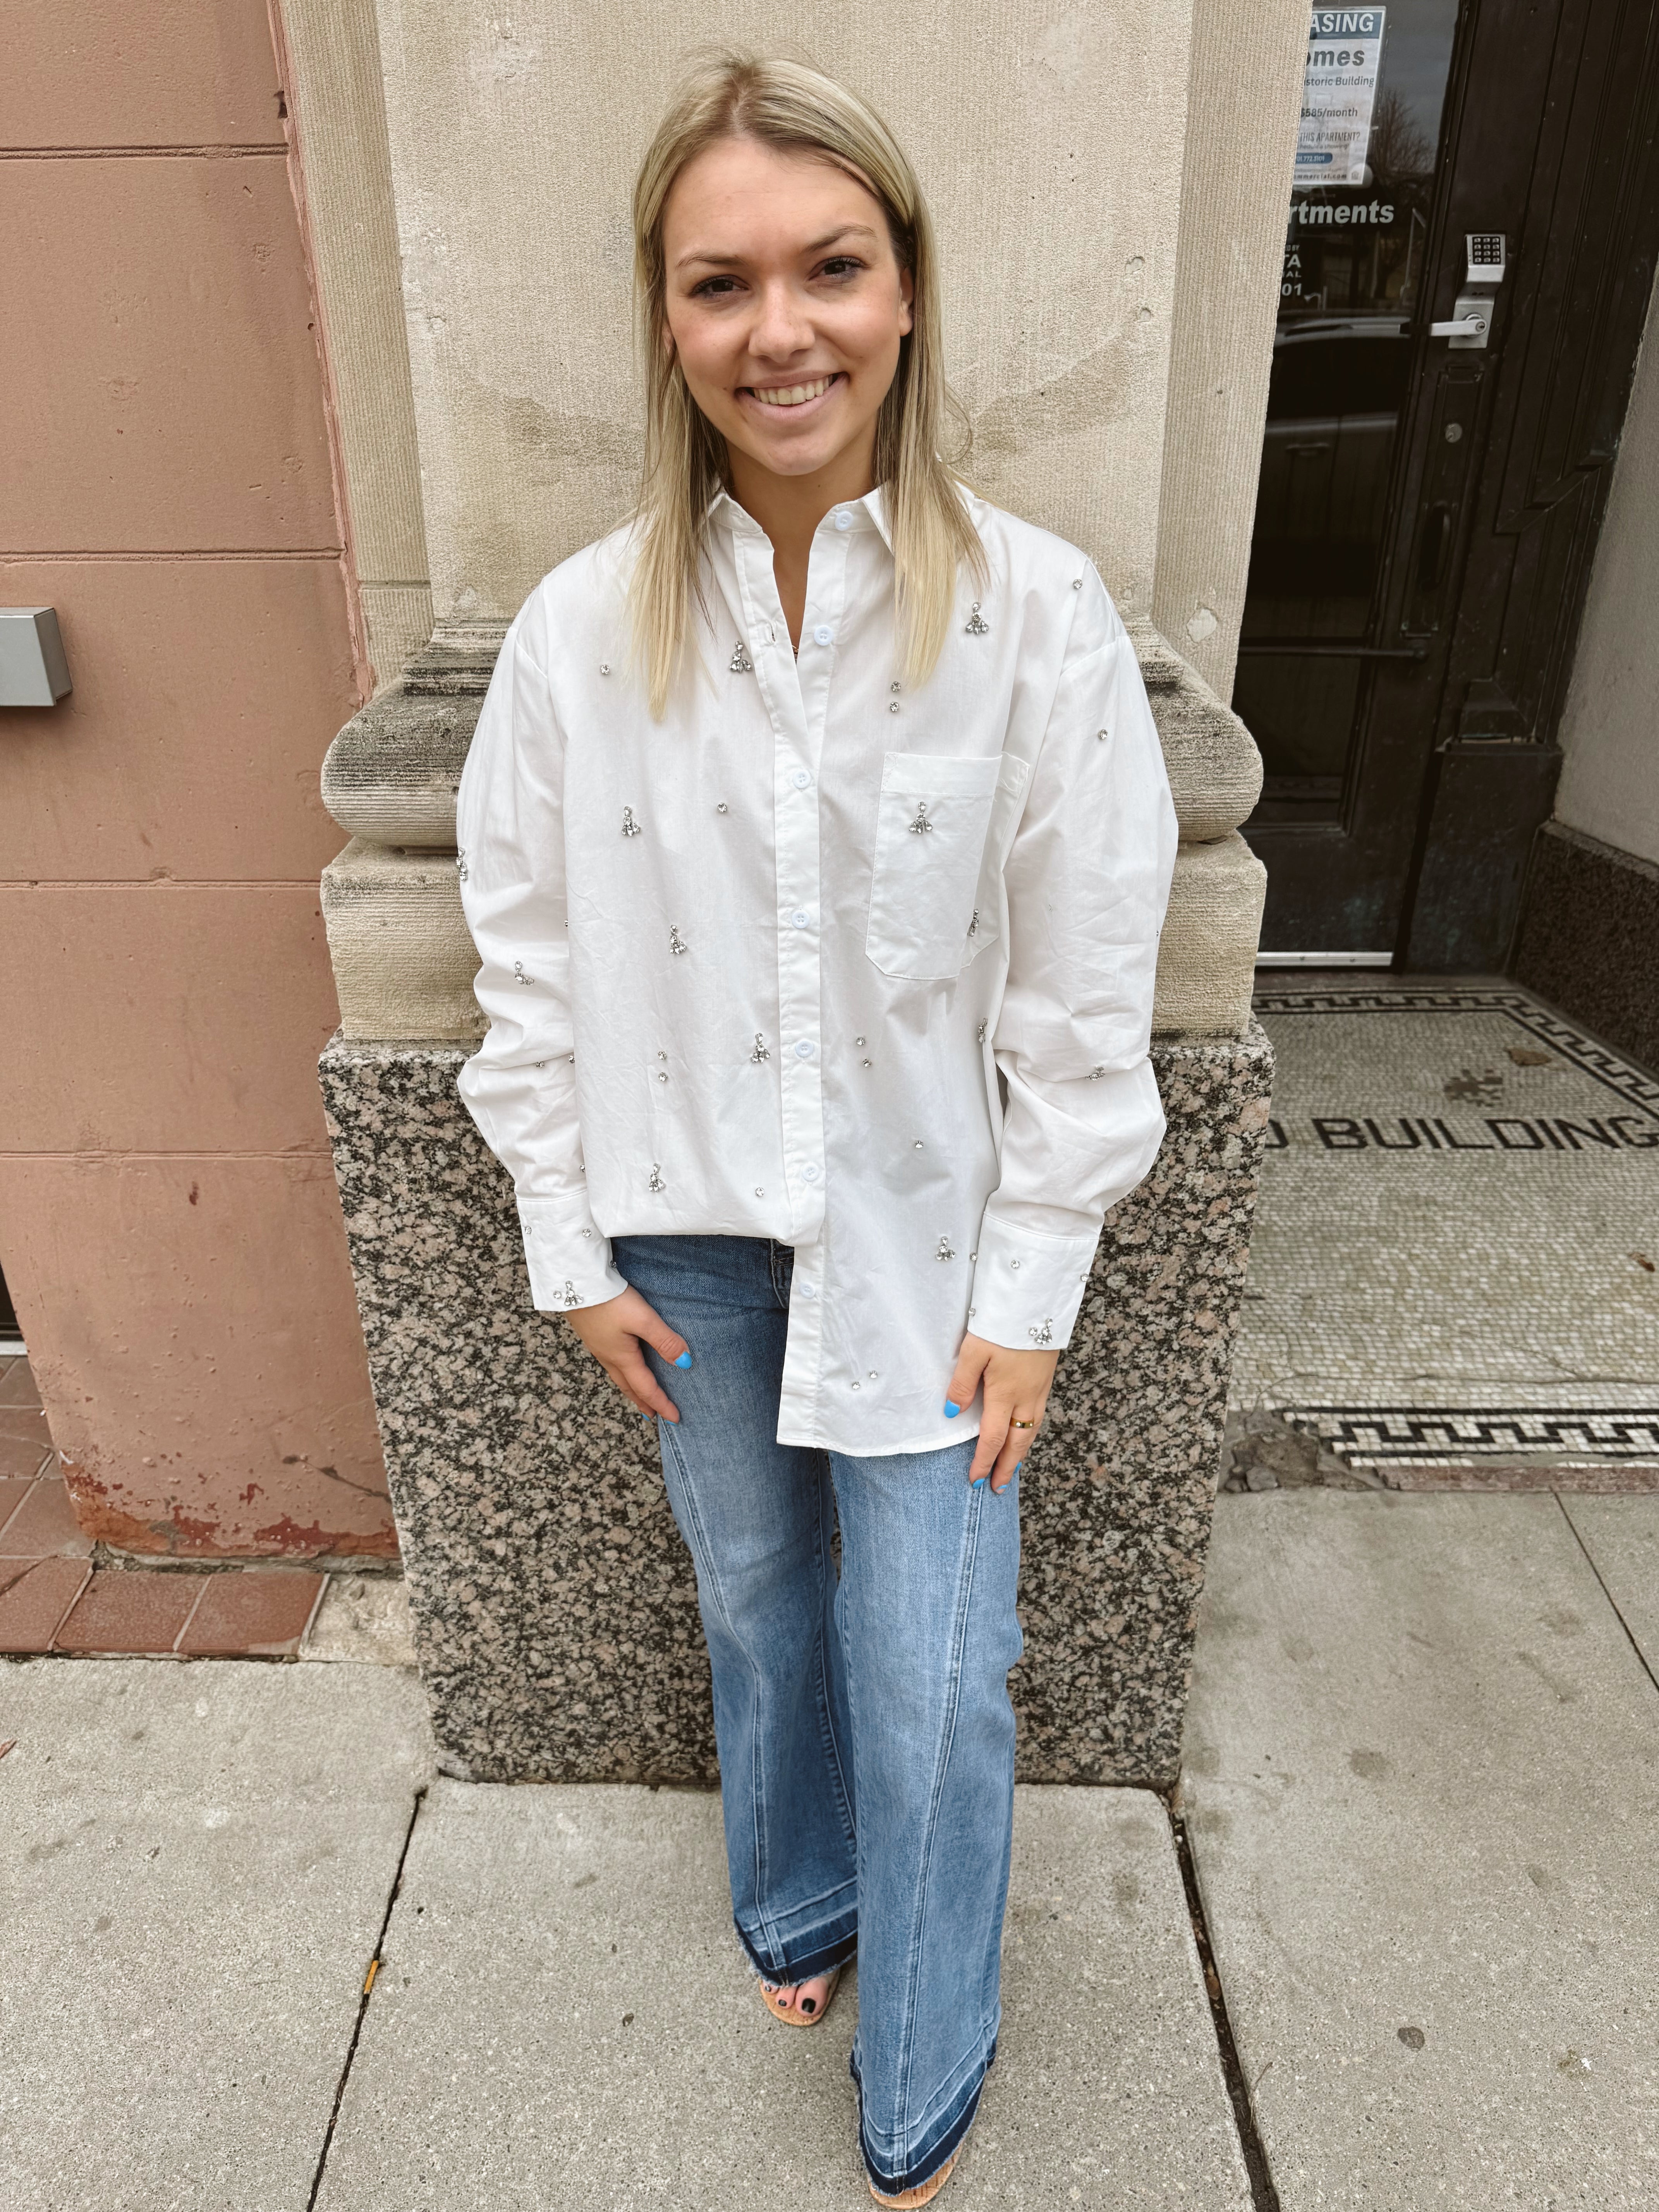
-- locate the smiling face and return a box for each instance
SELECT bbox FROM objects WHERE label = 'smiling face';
[661,136,914,498]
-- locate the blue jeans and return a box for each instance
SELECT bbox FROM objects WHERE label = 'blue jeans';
[613,1233,1022,2197]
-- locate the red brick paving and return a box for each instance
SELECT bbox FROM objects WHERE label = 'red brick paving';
[177,1571,325,1656]
[0,1358,43,1410]
[0,1420,53,1481]
[0,1474,39,1539]
[0,1477,93,1558]
[54,1569,207,1654]
[0,1557,93,1652]
[0,1361,55,1482]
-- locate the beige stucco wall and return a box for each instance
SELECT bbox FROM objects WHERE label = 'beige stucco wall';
[1553,280,1659,868]
[370,0,1202,630]
[274,0,432,692]
[1153,0,1305,699]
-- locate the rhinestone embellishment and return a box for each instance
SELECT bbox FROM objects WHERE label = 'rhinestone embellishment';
[967,909,979,938]
[455,846,469,882]
[513,961,535,987]
[977,1020,988,1043]
[648,1163,666,1192]
[936,1237,955,1261]
[716,802,729,814]
[621,806,642,838]
[750,1034,770,1063]
[601,660,612,672]
[1087,1065,1106,1080]
[889,702,900,714]
[1097,728,1109,742]
[668,924,689,956]
[965,602,989,635]
[560,1280,579,1307]
[908,802,933,836]
[1072,578,1083,591]
[1029,1317,1054,1346]
[729,641,754,674]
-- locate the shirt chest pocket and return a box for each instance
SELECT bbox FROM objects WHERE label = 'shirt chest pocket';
[865,751,1027,982]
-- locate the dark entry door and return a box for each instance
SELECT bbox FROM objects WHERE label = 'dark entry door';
[1240,1,1659,966]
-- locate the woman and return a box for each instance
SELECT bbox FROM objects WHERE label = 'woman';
[455,52,1176,2207]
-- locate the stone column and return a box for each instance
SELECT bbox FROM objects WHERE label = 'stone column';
[317,637,1269,1785]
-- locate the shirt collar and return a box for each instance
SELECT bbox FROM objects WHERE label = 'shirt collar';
[707,483,893,553]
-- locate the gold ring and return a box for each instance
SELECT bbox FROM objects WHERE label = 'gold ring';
[1009,1418,1036,1429]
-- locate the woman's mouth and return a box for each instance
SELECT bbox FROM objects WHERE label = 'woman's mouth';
[743,372,843,410]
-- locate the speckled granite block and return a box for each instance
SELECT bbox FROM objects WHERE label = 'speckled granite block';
[320,1023,1273,1787]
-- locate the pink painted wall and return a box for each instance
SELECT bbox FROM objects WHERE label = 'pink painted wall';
[0,0,395,1557]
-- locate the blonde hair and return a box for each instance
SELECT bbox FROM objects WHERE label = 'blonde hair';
[630,51,986,714]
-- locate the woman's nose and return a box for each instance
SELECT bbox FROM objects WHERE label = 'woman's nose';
[747,280,815,362]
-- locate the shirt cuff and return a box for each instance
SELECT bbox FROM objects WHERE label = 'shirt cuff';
[966,1214,1100,1352]
[517,1195,628,1313]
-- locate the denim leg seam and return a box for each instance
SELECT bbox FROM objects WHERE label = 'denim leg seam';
[659,1414,777,1959]
[810,1470,859,1854]
[892,1482,985,2159]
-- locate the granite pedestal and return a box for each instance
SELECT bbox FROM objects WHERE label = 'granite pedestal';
[321,1024,1272,1786]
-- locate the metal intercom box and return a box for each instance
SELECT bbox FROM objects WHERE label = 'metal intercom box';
[0,608,72,706]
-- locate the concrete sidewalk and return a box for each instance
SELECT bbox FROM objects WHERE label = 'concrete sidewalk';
[1184,1489,1659,2210]
[3,1490,1656,2209]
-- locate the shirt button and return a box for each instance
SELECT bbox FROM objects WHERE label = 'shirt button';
[802,1163,820,1182]
[792,769,811,789]
[800,1282,818,1300]
[834,510,852,531]
[812,625,833,646]
[792,910,810,929]
[794,1039,815,1059]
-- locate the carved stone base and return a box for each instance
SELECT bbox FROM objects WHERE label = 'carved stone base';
[320,1024,1273,1786]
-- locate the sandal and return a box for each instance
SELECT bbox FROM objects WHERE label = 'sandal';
[758,1965,842,2027]
[868,2150,959,2206]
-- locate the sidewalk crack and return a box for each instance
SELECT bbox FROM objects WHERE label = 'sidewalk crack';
[1553,1492,1659,1696]
[1166,1800,1283,2212]
[306,1784,427,2210]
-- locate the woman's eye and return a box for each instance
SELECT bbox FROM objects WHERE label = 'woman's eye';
[690,276,742,299]
[817,257,864,281]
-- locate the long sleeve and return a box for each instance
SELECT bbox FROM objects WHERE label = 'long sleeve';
[454,606,628,1313]
[968,577,1178,1351]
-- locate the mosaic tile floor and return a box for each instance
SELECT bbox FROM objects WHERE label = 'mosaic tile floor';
[1233,977,1659,1475]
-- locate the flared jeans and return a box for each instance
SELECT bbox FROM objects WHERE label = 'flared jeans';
[614,1232,1023,2197]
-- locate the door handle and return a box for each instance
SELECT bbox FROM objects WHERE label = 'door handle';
[1429,293,1493,349]
[1416,504,1453,594]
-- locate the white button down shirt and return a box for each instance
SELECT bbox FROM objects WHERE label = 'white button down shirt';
[455,489,1176,1455]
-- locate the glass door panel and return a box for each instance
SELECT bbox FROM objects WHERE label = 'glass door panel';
[1237,3,1462,825]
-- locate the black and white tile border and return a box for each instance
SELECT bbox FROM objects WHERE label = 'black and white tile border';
[1276,1405,1659,1466]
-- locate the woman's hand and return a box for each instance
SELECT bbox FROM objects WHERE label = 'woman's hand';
[946,1333,1059,1493]
[561,1287,691,1422]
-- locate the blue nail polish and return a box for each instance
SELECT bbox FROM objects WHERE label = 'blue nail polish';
[944,1400,961,1417]
[971,1473,988,1486]
[675,1351,693,1370]
[1014,1461,1024,1475]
